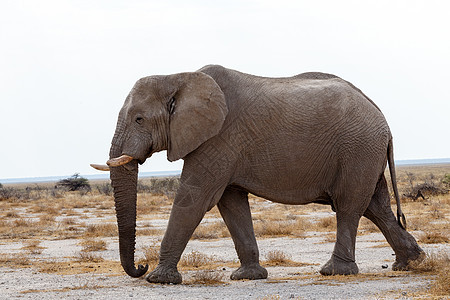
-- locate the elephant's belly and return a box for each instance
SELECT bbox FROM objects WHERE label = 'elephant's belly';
[231,158,335,205]
[232,180,331,206]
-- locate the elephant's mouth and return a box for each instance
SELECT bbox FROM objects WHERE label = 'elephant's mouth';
[90,146,154,171]
[90,154,134,171]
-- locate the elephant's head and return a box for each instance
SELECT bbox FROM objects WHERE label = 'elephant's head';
[91,72,227,277]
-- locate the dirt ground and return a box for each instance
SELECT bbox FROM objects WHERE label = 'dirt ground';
[0,164,449,299]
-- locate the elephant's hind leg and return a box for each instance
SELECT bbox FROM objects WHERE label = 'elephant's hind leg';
[363,175,424,270]
[320,210,361,275]
[217,187,268,280]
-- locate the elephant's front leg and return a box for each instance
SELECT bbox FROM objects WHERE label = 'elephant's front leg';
[217,187,268,280]
[146,185,207,284]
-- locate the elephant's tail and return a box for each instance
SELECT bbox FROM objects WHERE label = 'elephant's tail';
[388,138,407,229]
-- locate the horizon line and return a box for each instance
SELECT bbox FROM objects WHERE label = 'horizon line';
[1,157,449,184]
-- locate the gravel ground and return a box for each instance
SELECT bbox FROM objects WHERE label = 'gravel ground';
[0,266,430,299]
[1,233,444,300]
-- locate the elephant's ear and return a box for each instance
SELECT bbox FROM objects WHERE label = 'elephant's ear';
[167,72,227,161]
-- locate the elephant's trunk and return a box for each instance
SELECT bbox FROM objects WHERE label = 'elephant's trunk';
[109,136,148,277]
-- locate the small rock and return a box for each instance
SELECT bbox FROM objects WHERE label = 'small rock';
[382,264,388,269]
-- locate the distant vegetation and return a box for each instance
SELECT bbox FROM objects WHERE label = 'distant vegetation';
[56,174,91,192]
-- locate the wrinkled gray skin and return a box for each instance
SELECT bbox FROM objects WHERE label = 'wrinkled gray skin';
[107,65,423,284]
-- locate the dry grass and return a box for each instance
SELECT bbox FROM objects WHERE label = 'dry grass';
[409,251,448,273]
[179,251,216,269]
[358,217,379,233]
[137,243,160,267]
[191,221,230,240]
[21,240,44,254]
[433,265,450,296]
[77,252,104,263]
[84,223,117,237]
[418,231,449,244]
[315,216,337,231]
[36,259,123,275]
[409,251,450,297]
[79,239,107,252]
[254,218,309,238]
[5,210,20,218]
[185,270,225,285]
[262,250,312,267]
[264,250,292,265]
[0,252,32,267]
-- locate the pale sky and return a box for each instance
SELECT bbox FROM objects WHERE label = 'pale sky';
[1,0,449,179]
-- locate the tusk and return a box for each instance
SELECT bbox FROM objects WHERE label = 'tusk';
[90,164,110,171]
[107,154,134,167]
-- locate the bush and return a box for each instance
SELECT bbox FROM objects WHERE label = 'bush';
[137,177,180,199]
[403,182,447,200]
[96,183,113,196]
[56,174,91,192]
[0,186,26,200]
[442,174,450,188]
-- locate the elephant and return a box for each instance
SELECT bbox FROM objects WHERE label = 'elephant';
[91,65,424,284]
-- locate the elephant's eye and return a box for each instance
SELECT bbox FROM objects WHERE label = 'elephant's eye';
[135,117,144,125]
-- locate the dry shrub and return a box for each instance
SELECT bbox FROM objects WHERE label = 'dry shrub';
[137,227,163,236]
[407,216,429,231]
[262,250,308,267]
[359,218,379,233]
[22,240,44,255]
[39,214,55,225]
[254,220,296,237]
[316,216,336,231]
[53,223,82,240]
[137,222,163,236]
[188,270,225,285]
[427,202,445,219]
[409,251,450,296]
[322,233,336,243]
[62,208,80,216]
[137,243,160,267]
[6,218,43,239]
[37,259,62,274]
[433,264,450,296]
[418,231,449,244]
[409,251,448,273]
[192,221,229,240]
[137,198,160,214]
[5,210,20,218]
[62,218,78,225]
[77,252,104,263]
[80,239,107,252]
[0,253,31,267]
[264,250,291,265]
[13,218,35,228]
[180,251,215,268]
[84,223,117,237]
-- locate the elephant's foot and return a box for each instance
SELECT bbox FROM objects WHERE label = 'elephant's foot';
[146,265,182,284]
[320,255,359,276]
[393,249,426,271]
[230,263,268,280]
